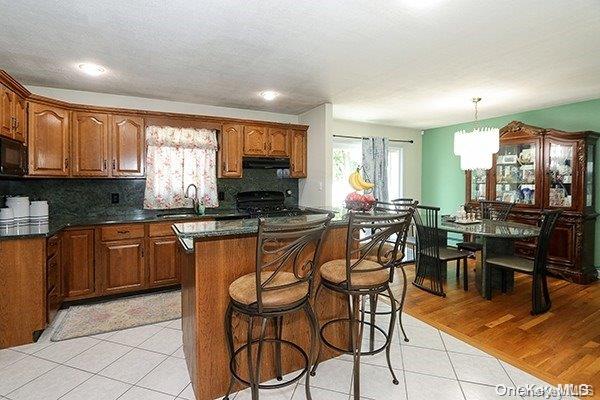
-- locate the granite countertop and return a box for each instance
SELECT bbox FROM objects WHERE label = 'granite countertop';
[0,208,249,240]
[173,206,347,252]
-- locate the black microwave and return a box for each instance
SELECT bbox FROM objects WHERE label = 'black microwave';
[0,137,27,177]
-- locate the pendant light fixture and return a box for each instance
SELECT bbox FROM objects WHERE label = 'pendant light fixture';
[453,97,499,170]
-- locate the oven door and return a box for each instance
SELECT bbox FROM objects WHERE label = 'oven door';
[0,137,27,176]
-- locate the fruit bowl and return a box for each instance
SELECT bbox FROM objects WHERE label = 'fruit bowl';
[345,200,374,212]
[345,192,376,212]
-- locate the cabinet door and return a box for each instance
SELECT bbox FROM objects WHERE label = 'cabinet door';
[47,247,62,324]
[491,138,541,207]
[289,130,307,178]
[148,236,179,287]
[243,125,267,156]
[268,127,288,157]
[543,138,580,211]
[219,124,243,178]
[101,239,145,294]
[28,103,70,176]
[62,229,95,299]
[111,115,145,177]
[72,112,109,177]
[0,85,15,138]
[13,96,27,142]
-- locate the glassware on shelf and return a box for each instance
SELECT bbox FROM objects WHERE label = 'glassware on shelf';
[495,143,537,205]
[548,143,573,208]
[470,169,487,201]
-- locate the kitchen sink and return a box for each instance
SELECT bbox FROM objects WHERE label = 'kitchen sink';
[157,213,198,219]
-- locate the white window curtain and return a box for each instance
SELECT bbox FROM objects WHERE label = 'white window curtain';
[143,126,219,209]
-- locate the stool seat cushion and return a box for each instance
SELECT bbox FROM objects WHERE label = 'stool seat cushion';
[320,258,389,287]
[229,272,308,308]
[364,243,404,264]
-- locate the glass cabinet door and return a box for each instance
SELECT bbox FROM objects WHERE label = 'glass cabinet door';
[546,141,575,208]
[469,169,487,201]
[495,142,537,205]
[586,143,594,208]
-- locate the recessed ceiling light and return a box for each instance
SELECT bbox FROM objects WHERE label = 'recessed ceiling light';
[78,63,106,76]
[260,90,279,101]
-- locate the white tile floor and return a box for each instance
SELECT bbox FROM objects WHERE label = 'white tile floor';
[0,304,573,400]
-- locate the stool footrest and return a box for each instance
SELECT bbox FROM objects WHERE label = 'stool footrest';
[319,317,390,356]
[229,338,309,389]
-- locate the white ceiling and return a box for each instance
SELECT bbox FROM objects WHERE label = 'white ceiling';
[1,0,599,128]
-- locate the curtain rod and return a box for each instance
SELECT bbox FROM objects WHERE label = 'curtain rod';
[332,134,414,144]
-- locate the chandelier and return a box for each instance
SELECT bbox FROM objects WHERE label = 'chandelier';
[453,97,499,170]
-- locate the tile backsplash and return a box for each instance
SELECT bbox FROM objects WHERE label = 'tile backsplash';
[0,169,298,216]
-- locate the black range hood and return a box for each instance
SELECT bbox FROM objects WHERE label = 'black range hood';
[242,157,290,169]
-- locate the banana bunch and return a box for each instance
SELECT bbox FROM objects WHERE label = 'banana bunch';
[349,168,374,191]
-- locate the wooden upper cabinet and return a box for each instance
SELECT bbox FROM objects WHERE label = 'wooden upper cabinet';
[0,85,14,137]
[267,127,288,157]
[243,125,268,156]
[72,112,109,177]
[111,115,145,177]
[62,229,95,299]
[28,102,70,176]
[13,97,27,142]
[219,124,243,178]
[0,86,27,142]
[290,129,307,178]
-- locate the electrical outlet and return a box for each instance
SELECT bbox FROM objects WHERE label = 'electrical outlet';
[111,193,119,204]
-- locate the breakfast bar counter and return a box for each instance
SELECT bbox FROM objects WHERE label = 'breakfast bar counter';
[174,213,350,400]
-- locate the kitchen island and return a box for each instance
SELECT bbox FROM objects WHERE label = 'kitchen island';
[173,212,350,400]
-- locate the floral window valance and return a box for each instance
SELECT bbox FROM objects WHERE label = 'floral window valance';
[143,126,219,210]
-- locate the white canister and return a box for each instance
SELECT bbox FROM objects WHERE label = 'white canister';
[0,207,15,227]
[6,196,30,225]
[30,201,49,217]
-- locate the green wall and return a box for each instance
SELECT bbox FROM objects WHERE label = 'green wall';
[421,98,600,263]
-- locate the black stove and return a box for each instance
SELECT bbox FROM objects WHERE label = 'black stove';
[236,191,307,218]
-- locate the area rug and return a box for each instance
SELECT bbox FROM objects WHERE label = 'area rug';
[51,290,181,341]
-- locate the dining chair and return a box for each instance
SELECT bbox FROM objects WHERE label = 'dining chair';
[362,200,418,348]
[486,210,561,315]
[457,200,515,255]
[391,198,417,262]
[412,205,470,296]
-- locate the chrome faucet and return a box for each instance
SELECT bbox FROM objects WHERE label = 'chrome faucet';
[185,184,204,214]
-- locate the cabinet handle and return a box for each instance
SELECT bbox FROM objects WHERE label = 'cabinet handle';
[117,230,130,234]
[112,160,116,170]
[103,159,107,170]
[64,158,69,169]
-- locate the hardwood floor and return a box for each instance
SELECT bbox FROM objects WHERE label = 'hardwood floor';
[393,260,600,392]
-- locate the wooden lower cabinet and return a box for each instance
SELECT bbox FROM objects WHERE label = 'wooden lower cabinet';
[100,238,146,294]
[148,236,179,287]
[59,222,183,302]
[62,229,96,299]
[0,238,46,349]
[46,234,63,324]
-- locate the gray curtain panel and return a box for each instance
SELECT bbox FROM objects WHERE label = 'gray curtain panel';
[362,137,389,201]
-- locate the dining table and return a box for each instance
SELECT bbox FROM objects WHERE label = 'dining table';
[438,219,540,299]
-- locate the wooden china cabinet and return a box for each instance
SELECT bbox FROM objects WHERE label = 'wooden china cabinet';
[466,121,599,284]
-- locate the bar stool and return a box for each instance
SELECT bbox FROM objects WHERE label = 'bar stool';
[223,214,333,400]
[311,210,414,399]
[362,200,418,349]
